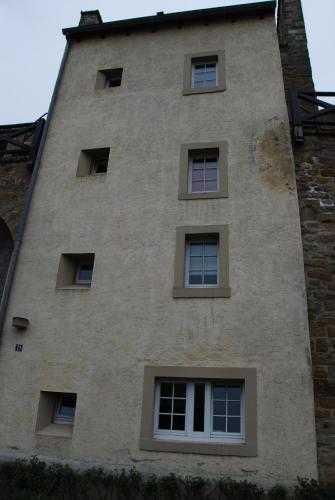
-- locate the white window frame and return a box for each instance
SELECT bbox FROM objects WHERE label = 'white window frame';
[154,380,245,444]
[185,239,219,288]
[191,60,218,90]
[74,262,93,285]
[187,152,219,194]
[53,394,76,425]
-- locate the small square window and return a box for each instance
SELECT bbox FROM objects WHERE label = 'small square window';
[76,148,110,177]
[183,51,225,95]
[56,253,95,289]
[179,142,228,200]
[139,366,257,456]
[54,394,77,425]
[173,225,230,298]
[95,68,123,89]
[35,391,77,438]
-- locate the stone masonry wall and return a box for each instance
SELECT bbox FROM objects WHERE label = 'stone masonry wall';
[0,122,43,300]
[278,0,335,483]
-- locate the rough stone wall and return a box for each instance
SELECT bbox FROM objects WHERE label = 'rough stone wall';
[0,122,42,300]
[278,0,335,483]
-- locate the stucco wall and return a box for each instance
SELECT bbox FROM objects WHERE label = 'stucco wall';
[0,14,317,483]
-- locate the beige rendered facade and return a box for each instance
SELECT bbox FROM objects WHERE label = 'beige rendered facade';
[0,2,318,485]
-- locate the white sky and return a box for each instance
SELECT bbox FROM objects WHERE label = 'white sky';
[1,0,334,124]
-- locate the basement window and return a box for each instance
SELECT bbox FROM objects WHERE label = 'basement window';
[35,391,77,438]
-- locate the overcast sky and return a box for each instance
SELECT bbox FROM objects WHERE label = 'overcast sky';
[1,0,334,124]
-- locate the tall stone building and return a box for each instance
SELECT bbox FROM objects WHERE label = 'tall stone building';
[278,0,335,484]
[0,0,330,486]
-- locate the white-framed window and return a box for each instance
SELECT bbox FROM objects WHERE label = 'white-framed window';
[188,151,218,194]
[192,61,218,89]
[53,394,77,425]
[154,380,244,443]
[185,240,218,288]
[91,157,108,175]
[74,262,94,285]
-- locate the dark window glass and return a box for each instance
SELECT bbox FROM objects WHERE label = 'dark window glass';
[159,414,171,430]
[172,415,185,431]
[193,383,205,432]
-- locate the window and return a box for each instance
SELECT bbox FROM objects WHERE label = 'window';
[183,51,226,95]
[54,394,77,425]
[95,68,123,89]
[76,148,110,177]
[74,261,94,285]
[140,366,257,456]
[178,142,228,200]
[155,381,244,443]
[35,391,77,438]
[192,60,217,89]
[56,253,95,289]
[173,225,230,298]
[186,240,218,287]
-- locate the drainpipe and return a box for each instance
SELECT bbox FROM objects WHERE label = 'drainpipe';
[0,41,70,340]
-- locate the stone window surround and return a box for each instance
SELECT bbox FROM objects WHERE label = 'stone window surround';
[139,366,257,456]
[173,225,231,298]
[178,141,228,200]
[183,50,226,95]
[35,391,77,439]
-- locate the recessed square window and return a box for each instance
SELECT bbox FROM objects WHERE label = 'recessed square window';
[56,253,95,289]
[35,391,77,438]
[179,142,228,200]
[76,148,110,177]
[140,366,257,456]
[173,225,230,298]
[183,51,225,95]
[95,68,123,89]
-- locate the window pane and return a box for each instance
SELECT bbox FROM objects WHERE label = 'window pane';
[190,244,203,256]
[192,159,205,168]
[213,400,226,416]
[173,398,186,414]
[159,414,171,430]
[190,257,203,271]
[174,383,186,398]
[227,387,242,400]
[227,417,241,433]
[192,169,204,181]
[172,415,185,431]
[205,180,218,192]
[194,64,205,70]
[204,273,217,285]
[192,180,205,192]
[78,265,93,282]
[193,383,205,432]
[159,398,172,414]
[189,273,203,285]
[160,383,173,397]
[213,416,226,432]
[59,396,76,417]
[205,168,217,181]
[204,243,217,256]
[206,157,217,164]
[204,257,217,271]
[206,63,216,69]
[194,81,204,88]
[228,401,240,416]
[213,386,226,399]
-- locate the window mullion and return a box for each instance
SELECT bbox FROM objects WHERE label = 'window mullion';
[205,382,211,438]
[186,383,194,437]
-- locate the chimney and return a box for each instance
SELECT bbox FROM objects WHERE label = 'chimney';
[79,10,103,26]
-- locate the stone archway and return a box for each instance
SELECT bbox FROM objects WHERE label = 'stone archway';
[0,218,14,300]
